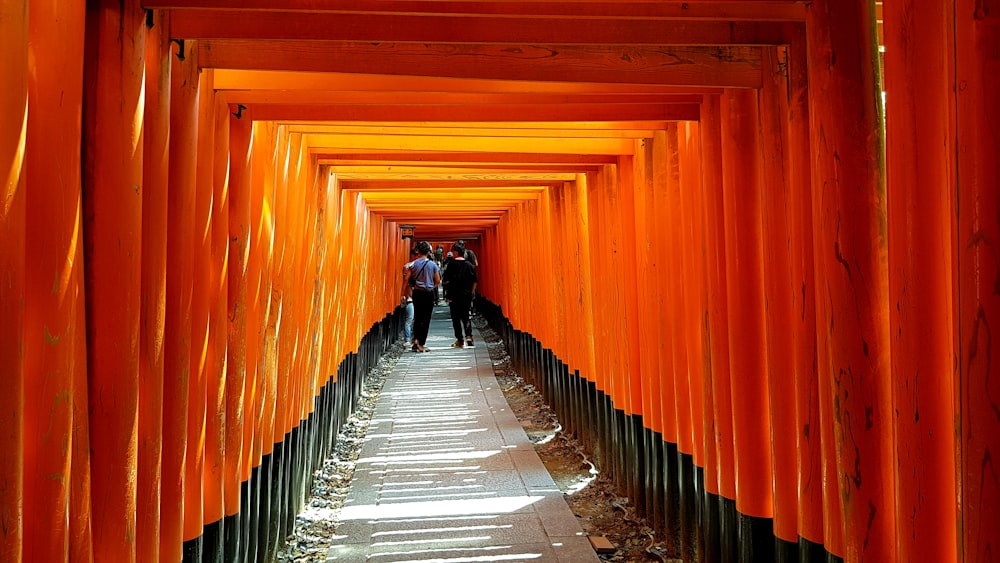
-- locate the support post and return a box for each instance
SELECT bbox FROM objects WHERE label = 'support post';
[82,0,145,559]
[806,1,894,560]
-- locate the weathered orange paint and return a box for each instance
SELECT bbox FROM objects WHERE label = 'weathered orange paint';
[631,141,663,437]
[225,106,252,517]
[955,1,1000,560]
[161,36,198,561]
[81,1,145,559]
[615,157,644,417]
[758,46,798,543]
[0,2,28,560]
[884,2,959,560]
[184,67,216,542]
[720,88,773,519]
[651,131,679,447]
[137,8,170,560]
[664,124,694,456]
[678,122,706,469]
[205,93,230,530]
[24,0,88,558]
[786,26,824,547]
[807,1,894,559]
[693,108,722,497]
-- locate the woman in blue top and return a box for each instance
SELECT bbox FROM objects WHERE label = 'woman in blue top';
[408,241,441,352]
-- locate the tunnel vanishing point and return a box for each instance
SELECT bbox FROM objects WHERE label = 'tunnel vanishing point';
[1,1,998,562]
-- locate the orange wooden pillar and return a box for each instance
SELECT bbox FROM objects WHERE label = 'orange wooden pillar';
[757,46,799,557]
[883,2,958,561]
[806,2,895,561]
[697,95,736,561]
[678,122,707,561]
[0,2,27,560]
[183,66,216,559]
[720,88,774,557]
[204,93,231,558]
[786,27,825,555]
[225,105,252,557]
[24,0,89,560]
[137,8,170,561]
[650,129,681,545]
[631,139,666,530]
[955,2,1000,560]
[161,36,198,563]
[81,1,145,559]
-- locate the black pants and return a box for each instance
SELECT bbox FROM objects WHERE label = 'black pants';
[412,288,435,345]
[449,296,473,342]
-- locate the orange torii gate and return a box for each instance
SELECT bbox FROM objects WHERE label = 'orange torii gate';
[1,1,998,562]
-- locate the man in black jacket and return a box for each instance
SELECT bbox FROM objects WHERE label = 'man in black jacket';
[442,241,478,347]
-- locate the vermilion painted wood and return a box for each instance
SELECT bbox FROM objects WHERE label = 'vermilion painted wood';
[884,2,959,560]
[256,122,279,460]
[197,40,764,89]
[148,0,807,21]
[651,130,679,446]
[243,121,265,479]
[137,9,170,560]
[758,46,799,543]
[225,106,252,517]
[25,0,89,559]
[616,156,644,417]
[161,37,199,561]
[82,1,145,559]
[184,67,215,543]
[570,176,598,390]
[678,122,706,470]
[205,94,230,530]
[786,26,824,547]
[806,1,894,559]
[693,113,722,498]
[171,10,793,45]
[664,125,694,456]
[720,88,774,519]
[0,3,26,560]
[955,1,1000,559]
[631,140,662,435]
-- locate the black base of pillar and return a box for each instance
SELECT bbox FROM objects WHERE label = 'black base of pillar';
[202,519,224,563]
[720,496,739,563]
[775,537,799,563]
[181,535,203,563]
[738,513,775,563]
[701,490,722,563]
[678,451,697,562]
[798,537,842,563]
[223,512,241,563]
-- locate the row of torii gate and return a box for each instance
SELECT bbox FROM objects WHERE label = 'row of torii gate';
[1,1,998,562]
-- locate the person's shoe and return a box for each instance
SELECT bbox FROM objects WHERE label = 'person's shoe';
[451,340,464,348]
[411,343,419,352]
[465,338,474,347]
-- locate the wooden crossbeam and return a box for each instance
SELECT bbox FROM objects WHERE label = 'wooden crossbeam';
[171,10,794,45]
[248,103,701,123]
[317,152,618,165]
[213,70,723,95]
[145,1,806,21]
[304,133,636,155]
[199,41,762,88]
[290,124,661,139]
[219,90,704,106]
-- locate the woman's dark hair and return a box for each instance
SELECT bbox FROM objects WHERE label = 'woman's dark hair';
[451,241,465,254]
[416,240,433,255]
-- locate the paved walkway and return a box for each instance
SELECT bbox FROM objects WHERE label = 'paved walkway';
[327,305,600,562]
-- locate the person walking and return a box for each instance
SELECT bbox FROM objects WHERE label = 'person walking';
[409,241,441,352]
[442,241,478,348]
[400,246,418,348]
